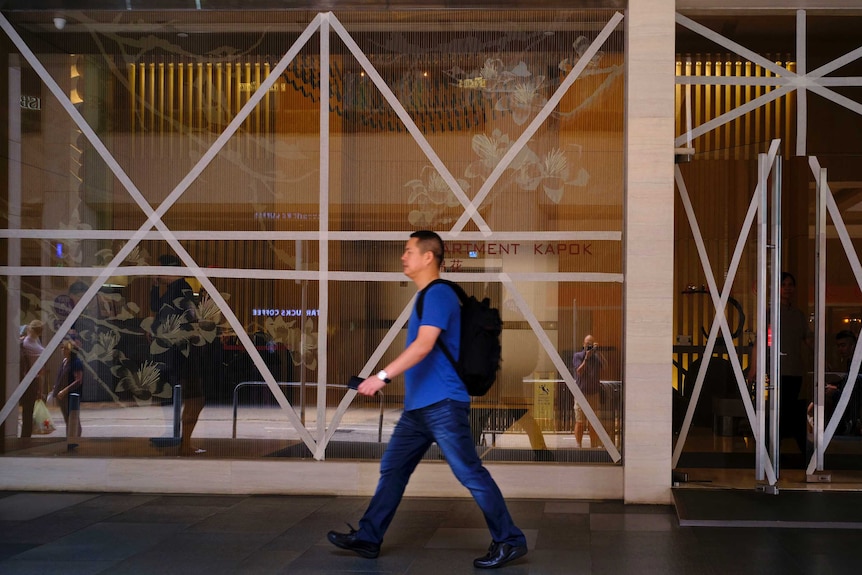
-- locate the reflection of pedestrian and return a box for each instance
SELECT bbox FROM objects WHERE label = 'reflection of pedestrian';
[53,340,84,437]
[19,320,45,438]
[327,231,527,570]
[572,334,607,448]
[149,254,205,456]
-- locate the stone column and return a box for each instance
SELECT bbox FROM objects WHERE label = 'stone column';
[623,0,676,504]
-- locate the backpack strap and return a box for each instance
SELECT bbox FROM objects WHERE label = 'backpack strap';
[416,278,467,318]
[415,278,444,321]
[415,278,464,377]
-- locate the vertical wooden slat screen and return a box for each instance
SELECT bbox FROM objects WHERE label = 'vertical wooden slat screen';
[744,61,752,155]
[167,63,174,157]
[185,64,193,139]
[205,62,213,132]
[215,63,223,134]
[147,63,155,155]
[158,62,165,156]
[676,53,795,159]
[734,61,742,160]
[129,63,136,155]
[724,60,732,160]
[177,63,184,142]
[754,61,763,147]
[263,62,271,161]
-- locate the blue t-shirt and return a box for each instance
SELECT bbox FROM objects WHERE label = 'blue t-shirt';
[404,282,469,410]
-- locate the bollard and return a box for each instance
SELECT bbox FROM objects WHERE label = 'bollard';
[172,384,182,438]
[67,392,81,450]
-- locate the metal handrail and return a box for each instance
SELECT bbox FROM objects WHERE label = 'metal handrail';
[231,381,384,442]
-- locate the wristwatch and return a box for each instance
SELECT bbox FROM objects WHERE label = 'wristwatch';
[376,369,391,383]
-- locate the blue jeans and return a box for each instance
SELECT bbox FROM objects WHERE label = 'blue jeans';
[357,399,526,547]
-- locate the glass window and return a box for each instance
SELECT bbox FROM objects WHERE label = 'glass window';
[2,8,625,463]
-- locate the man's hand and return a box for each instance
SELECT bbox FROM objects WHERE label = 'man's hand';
[357,375,386,397]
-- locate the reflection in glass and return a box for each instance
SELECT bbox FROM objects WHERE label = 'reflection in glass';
[3,8,624,464]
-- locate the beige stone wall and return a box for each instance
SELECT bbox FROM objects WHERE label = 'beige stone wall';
[623,0,676,504]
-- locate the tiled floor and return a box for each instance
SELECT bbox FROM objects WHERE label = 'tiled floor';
[0,490,859,574]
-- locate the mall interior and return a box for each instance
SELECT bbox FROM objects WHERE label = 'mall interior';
[2,0,862,528]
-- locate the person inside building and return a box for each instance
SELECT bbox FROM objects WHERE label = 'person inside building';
[572,334,608,448]
[748,272,812,459]
[808,330,861,437]
[19,320,46,438]
[53,339,84,438]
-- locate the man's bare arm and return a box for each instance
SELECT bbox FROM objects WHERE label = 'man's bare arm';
[356,325,441,396]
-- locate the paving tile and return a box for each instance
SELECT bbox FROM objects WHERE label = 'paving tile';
[144,531,275,560]
[50,493,160,520]
[699,549,806,575]
[0,491,860,574]
[425,527,538,550]
[145,494,243,507]
[544,500,590,514]
[535,515,591,550]
[0,542,38,562]
[106,503,226,524]
[424,527,491,549]
[517,549,590,575]
[187,499,322,534]
[0,514,105,545]
[0,492,99,521]
[794,552,859,575]
[295,540,415,574]
[590,512,677,531]
[401,547,502,575]
[0,559,118,575]
[279,515,346,546]
[105,553,244,575]
[231,548,304,575]
[9,521,185,562]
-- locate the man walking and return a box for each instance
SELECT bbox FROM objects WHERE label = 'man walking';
[327,230,527,569]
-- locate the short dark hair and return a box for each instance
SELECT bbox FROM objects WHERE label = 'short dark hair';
[836,330,857,343]
[159,254,181,267]
[69,280,89,295]
[410,230,444,267]
[781,271,796,286]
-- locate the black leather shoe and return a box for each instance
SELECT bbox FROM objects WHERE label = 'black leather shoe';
[327,524,380,559]
[473,542,528,569]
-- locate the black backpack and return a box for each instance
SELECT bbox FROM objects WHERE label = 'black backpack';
[416,279,502,396]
